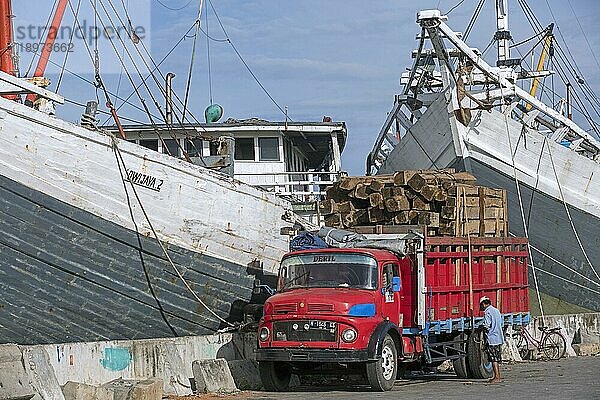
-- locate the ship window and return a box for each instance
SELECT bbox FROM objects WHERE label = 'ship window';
[259,137,280,161]
[139,139,158,151]
[163,139,180,157]
[185,138,203,157]
[235,138,255,160]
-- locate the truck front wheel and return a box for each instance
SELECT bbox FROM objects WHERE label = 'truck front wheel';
[259,361,292,391]
[366,334,397,391]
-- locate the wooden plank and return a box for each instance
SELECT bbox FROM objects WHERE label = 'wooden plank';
[479,187,486,238]
[417,212,440,228]
[393,170,418,186]
[420,185,438,201]
[384,196,410,212]
[350,183,370,200]
[439,221,456,236]
[337,201,355,213]
[382,186,405,198]
[324,183,347,202]
[369,179,385,193]
[324,213,343,227]
[440,206,456,220]
[339,176,367,190]
[369,192,384,208]
[393,211,411,224]
[412,196,432,211]
[434,187,448,202]
[407,173,437,192]
[483,197,504,208]
[319,199,337,215]
[368,208,388,223]
[449,185,479,196]
[349,224,424,235]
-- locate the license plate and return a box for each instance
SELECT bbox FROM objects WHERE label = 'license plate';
[309,320,336,330]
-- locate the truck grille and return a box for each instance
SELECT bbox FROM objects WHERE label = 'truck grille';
[274,303,298,314]
[273,320,337,342]
[307,303,334,313]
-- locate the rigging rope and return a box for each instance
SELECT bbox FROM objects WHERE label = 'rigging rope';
[536,267,600,296]
[56,0,82,91]
[182,0,203,122]
[519,0,600,131]
[525,241,600,289]
[155,0,194,11]
[545,140,599,282]
[499,86,546,323]
[102,0,209,153]
[24,0,59,77]
[109,133,235,328]
[100,21,198,125]
[206,0,290,120]
[113,139,179,336]
[93,0,190,159]
[463,0,486,41]
[205,1,213,105]
[445,0,467,15]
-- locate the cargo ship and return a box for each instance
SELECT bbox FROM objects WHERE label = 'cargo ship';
[367,2,600,312]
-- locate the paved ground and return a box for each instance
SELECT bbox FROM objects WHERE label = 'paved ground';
[243,356,600,400]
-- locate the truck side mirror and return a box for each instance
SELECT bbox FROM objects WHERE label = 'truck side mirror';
[392,277,401,292]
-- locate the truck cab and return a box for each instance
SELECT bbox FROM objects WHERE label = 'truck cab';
[256,231,531,391]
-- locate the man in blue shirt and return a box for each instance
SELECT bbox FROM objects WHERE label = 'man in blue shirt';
[480,296,504,383]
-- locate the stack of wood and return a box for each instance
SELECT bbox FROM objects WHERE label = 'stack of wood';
[320,169,508,237]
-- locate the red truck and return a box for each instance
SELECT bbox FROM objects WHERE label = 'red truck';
[256,229,530,391]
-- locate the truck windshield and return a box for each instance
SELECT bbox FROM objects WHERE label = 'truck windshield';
[279,253,378,291]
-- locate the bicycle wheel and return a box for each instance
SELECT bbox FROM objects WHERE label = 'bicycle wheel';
[541,331,567,360]
[511,330,529,360]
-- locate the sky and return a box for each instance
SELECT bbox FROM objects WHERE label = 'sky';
[11,0,600,175]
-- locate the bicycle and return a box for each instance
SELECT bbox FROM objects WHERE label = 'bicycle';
[511,325,567,361]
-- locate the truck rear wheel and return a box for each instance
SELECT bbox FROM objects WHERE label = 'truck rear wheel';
[366,334,397,391]
[452,356,469,378]
[452,333,469,378]
[259,361,292,391]
[466,331,493,379]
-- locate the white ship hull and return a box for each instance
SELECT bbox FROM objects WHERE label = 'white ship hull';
[378,92,600,311]
[0,97,292,344]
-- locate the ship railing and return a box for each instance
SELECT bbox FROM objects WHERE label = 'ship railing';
[234,171,343,201]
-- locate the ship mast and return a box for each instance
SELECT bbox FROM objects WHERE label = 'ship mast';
[0,0,15,75]
[495,0,511,65]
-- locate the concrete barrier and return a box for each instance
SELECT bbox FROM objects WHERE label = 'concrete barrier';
[1,314,596,398]
[62,378,163,400]
[31,334,241,396]
[0,344,36,400]
[192,359,237,394]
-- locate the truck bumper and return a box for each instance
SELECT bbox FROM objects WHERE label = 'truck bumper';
[256,348,375,363]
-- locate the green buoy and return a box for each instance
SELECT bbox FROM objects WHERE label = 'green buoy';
[205,104,223,123]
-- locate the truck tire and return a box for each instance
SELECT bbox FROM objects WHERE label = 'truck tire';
[452,357,469,378]
[259,361,292,391]
[366,334,397,391]
[452,333,469,378]
[466,331,493,379]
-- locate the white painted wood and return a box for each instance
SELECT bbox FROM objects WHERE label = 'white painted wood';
[0,71,64,104]
[0,98,292,274]
[465,108,600,218]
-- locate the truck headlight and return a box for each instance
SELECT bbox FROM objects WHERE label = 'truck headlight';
[259,327,270,342]
[341,328,357,343]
